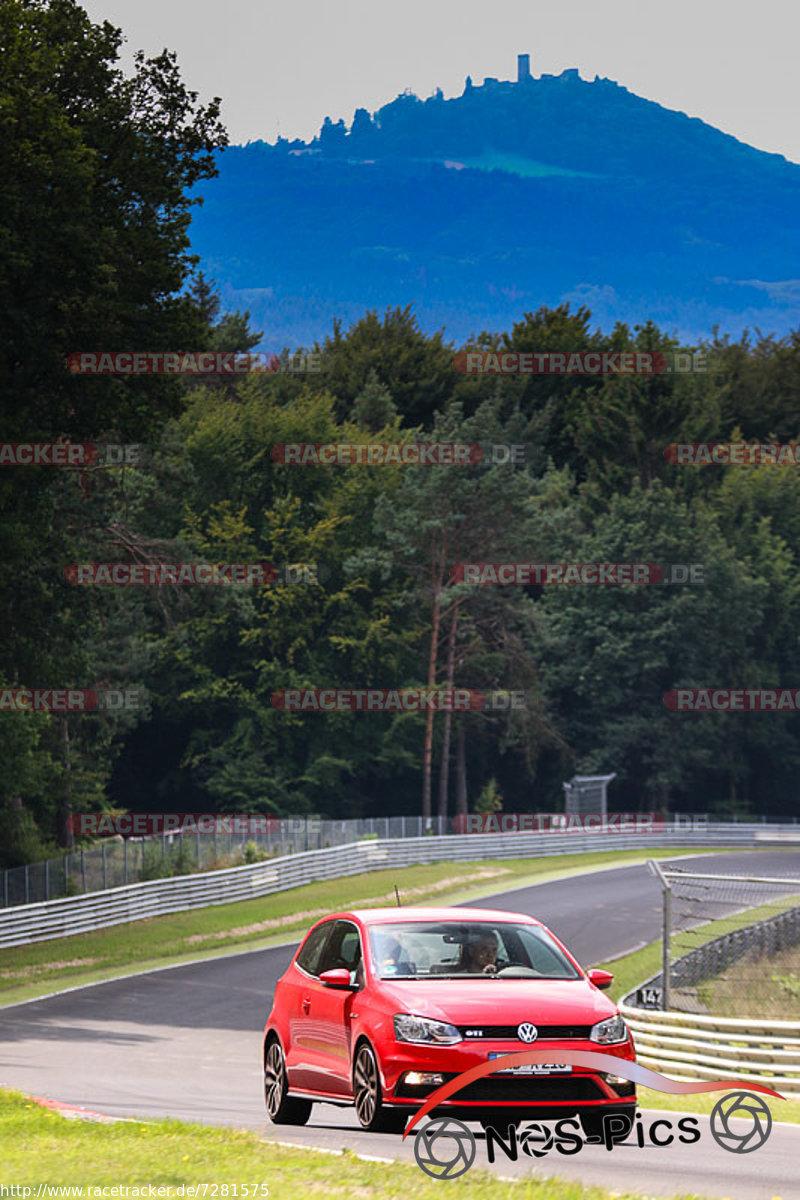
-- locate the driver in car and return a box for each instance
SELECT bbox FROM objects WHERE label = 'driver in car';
[461,930,500,974]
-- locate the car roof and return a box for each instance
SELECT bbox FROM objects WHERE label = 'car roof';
[324,906,544,926]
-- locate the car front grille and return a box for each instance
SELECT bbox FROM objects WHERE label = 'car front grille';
[457,1024,594,1041]
[396,1072,604,1103]
[458,1076,604,1103]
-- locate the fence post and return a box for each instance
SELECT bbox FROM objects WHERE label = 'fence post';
[648,859,671,1011]
[124,838,128,885]
[81,850,86,893]
[24,864,30,905]
[4,868,8,908]
[45,859,50,902]
[102,843,107,890]
[196,829,201,865]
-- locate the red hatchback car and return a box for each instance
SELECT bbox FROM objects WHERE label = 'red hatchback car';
[263,906,637,1136]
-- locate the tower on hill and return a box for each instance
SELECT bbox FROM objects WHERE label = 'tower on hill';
[517,53,531,82]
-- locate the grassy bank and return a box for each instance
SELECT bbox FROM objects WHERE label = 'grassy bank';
[0,846,719,1007]
[0,1088,711,1200]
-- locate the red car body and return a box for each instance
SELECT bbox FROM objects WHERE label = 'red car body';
[263,905,637,1133]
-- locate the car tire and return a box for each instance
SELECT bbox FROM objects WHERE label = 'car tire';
[579,1106,635,1142]
[352,1042,408,1134]
[264,1038,312,1125]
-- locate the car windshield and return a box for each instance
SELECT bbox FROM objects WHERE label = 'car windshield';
[367,920,582,980]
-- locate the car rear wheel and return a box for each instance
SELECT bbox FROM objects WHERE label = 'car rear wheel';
[264,1039,312,1125]
[353,1043,408,1133]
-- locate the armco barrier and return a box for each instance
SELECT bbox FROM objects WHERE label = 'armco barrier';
[620,1003,800,1098]
[621,884,800,1098]
[0,824,796,949]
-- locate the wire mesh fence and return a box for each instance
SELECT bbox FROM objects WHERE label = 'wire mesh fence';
[646,862,800,1016]
[0,816,450,908]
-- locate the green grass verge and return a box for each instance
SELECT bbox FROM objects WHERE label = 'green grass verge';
[0,847,727,1007]
[0,1088,709,1199]
[595,901,800,1124]
[636,1086,800,1123]
[698,943,800,1020]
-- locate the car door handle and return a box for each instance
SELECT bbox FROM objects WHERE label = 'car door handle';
[301,996,311,1014]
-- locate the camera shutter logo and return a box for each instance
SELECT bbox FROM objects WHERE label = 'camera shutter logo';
[413,1116,476,1179]
[517,1022,538,1043]
[710,1092,772,1153]
[518,1122,554,1157]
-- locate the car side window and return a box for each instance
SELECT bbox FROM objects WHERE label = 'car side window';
[317,920,362,975]
[296,921,333,977]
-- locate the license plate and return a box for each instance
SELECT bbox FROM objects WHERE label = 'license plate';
[488,1054,572,1075]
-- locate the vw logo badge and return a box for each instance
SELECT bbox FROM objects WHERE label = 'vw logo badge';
[517,1022,538,1043]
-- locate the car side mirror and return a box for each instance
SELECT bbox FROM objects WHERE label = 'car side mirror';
[319,968,358,990]
[587,968,614,991]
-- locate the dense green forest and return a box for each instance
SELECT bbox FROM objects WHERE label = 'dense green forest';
[2,0,800,868]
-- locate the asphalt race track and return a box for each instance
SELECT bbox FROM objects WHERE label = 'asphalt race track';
[2,849,799,1199]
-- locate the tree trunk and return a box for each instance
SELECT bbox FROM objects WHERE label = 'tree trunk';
[58,715,74,848]
[437,602,460,820]
[455,718,468,815]
[422,533,446,822]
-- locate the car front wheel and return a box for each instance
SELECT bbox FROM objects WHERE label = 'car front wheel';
[264,1039,312,1125]
[352,1042,408,1133]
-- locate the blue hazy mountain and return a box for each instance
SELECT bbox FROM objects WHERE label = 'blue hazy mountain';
[189,67,800,347]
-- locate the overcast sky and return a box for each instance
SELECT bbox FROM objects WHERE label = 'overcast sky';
[83,0,799,163]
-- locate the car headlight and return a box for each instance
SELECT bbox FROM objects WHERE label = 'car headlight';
[589,1014,628,1044]
[393,1013,462,1044]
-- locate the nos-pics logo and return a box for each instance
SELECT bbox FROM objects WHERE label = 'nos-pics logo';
[413,1093,774,1179]
[404,1051,781,1180]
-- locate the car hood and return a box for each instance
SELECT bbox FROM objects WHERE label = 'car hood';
[374,977,617,1027]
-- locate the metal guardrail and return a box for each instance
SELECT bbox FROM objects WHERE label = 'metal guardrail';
[0,823,797,949]
[622,899,800,1098]
[620,1004,800,1098]
[5,812,794,909]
